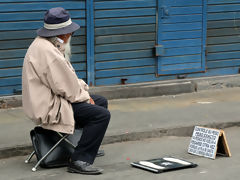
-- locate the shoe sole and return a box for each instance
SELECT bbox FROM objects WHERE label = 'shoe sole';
[67,167,103,175]
[96,150,105,157]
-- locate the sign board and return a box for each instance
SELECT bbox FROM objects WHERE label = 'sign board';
[188,126,231,159]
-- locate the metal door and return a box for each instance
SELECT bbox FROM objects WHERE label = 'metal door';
[156,0,207,76]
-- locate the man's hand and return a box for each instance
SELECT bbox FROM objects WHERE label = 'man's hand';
[90,97,95,105]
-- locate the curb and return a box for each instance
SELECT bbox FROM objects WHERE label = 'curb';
[2,74,240,108]
[90,81,196,100]
[1,121,240,160]
[0,81,195,108]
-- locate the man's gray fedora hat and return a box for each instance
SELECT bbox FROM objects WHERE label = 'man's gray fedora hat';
[37,7,80,37]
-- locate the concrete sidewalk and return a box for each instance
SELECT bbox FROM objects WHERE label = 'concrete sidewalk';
[1,87,240,159]
[1,127,239,180]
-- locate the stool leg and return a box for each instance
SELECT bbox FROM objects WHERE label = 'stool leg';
[32,134,69,172]
[25,151,35,163]
[57,132,76,148]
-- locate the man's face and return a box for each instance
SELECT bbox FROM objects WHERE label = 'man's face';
[64,33,72,43]
[56,33,73,61]
[58,33,72,43]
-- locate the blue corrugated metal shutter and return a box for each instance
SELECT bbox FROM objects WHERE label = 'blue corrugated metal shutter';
[94,0,157,85]
[207,0,240,71]
[0,0,86,96]
[156,0,207,75]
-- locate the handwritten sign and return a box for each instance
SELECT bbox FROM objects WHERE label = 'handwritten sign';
[188,126,221,159]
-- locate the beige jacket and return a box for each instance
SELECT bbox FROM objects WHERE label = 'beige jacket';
[22,37,90,134]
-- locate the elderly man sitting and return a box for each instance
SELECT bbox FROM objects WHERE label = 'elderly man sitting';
[22,7,110,175]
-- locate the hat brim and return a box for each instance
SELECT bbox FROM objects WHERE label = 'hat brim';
[37,22,80,37]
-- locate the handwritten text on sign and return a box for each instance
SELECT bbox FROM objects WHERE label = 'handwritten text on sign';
[188,126,220,159]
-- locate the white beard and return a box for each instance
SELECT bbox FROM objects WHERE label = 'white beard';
[64,36,72,61]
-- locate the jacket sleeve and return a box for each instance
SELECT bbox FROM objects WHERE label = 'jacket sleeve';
[46,57,90,103]
[78,79,89,91]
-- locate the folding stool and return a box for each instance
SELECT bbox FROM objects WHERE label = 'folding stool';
[25,126,82,172]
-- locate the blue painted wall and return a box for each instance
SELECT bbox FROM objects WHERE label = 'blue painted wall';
[0,0,87,96]
[94,0,240,86]
[0,0,240,96]
[94,0,157,85]
[207,0,240,70]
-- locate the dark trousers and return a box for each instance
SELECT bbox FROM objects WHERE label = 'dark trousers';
[71,95,110,164]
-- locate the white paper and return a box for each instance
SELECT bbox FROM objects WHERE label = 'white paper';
[139,161,165,170]
[163,157,191,165]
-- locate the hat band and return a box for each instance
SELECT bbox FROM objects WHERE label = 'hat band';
[44,19,72,30]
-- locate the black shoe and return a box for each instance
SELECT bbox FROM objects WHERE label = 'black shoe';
[68,160,103,175]
[96,149,105,157]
